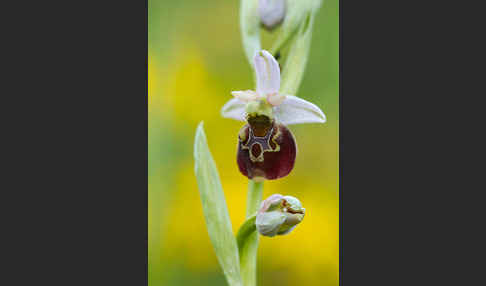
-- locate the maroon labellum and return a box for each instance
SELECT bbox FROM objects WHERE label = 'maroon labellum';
[237,115,297,180]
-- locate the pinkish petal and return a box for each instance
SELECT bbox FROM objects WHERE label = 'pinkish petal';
[253,50,280,95]
[258,194,284,213]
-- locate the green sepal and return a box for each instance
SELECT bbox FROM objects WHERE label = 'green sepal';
[240,0,262,65]
[280,11,316,95]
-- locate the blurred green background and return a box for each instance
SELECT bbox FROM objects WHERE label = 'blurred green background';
[149,0,338,285]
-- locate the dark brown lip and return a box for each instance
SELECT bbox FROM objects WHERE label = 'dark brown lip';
[237,122,296,180]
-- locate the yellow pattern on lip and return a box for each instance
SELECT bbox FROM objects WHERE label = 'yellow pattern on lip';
[241,126,277,162]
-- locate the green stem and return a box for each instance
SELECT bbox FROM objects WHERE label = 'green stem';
[246,180,263,217]
[236,215,256,252]
[240,180,263,286]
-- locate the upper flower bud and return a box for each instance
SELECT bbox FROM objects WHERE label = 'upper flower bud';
[256,194,305,237]
[259,0,286,31]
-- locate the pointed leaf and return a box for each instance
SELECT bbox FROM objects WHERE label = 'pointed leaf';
[194,122,243,286]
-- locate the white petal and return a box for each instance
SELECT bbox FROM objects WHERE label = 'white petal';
[273,95,326,125]
[254,50,280,95]
[231,90,259,102]
[221,98,247,121]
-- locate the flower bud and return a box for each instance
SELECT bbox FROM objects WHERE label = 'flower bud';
[256,194,305,237]
[237,114,296,181]
[259,0,286,31]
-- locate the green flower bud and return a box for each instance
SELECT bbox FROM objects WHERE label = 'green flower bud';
[255,194,305,237]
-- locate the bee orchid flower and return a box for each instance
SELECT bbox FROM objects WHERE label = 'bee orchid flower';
[221,50,326,181]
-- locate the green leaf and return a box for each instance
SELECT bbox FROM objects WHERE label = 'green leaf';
[240,0,261,65]
[194,122,243,286]
[280,11,316,95]
[270,0,321,56]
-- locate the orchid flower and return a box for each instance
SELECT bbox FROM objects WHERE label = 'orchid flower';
[221,50,326,181]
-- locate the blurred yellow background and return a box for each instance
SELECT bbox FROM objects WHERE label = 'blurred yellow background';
[149,0,338,285]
